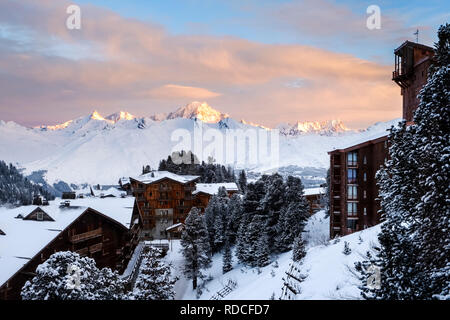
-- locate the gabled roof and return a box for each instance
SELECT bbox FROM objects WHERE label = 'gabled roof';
[131,171,200,185]
[0,229,5,235]
[23,207,55,221]
[304,187,326,196]
[193,183,239,195]
[0,197,135,288]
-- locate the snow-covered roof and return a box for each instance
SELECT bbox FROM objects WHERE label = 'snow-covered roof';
[328,131,388,152]
[131,171,199,185]
[193,183,239,195]
[304,187,326,196]
[0,197,135,288]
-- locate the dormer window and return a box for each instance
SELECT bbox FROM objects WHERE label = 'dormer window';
[37,212,44,221]
[23,207,54,222]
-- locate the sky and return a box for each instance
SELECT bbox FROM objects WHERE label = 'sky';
[0,0,448,129]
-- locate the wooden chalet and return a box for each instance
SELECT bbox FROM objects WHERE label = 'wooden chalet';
[304,187,326,215]
[192,183,239,212]
[0,197,141,300]
[328,40,435,237]
[130,171,200,240]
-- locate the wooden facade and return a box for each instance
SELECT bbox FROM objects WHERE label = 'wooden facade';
[393,41,435,122]
[328,137,388,237]
[131,176,199,240]
[0,204,141,300]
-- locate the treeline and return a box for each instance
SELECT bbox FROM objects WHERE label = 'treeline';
[156,151,235,183]
[0,161,54,206]
[180,172,311,289]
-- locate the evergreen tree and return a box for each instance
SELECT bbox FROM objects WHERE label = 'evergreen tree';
[292,235,307,262]
[276,176,310,252]
[21,251,126,300]
[358,24,450,300]
[222,240,233,274]
[342,241,352,255]
[180,207,212,290]
[226,193,243,244]
[133,247,177,300]
[238,170,247,193]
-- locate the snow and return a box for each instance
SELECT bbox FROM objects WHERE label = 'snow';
[0,197,135,287]
[193,183,239,195]
[163,210,381,300]
[303,187,325,196]
[0,105,400,185]
[132,171,199,184]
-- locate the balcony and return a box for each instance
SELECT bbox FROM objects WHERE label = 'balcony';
[89,242,103,254]
[70,228,102,243]
[75,247,89,256]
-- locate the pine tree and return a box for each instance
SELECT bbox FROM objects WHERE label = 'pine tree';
[358,24,450,300]
[227,194,243,244]
[238,170,247,193]
[222,240,233,274]
[276,176,310,252]
[21,251,126,300]
[292,235,306,262]
[180,207,212,290]
[255,232,271,267]
[133,247,177,300]
[342,241,352,255]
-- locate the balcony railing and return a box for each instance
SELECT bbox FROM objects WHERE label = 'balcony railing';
[70,228,102,243]
[75,247,89,256]
[89,242,103,254]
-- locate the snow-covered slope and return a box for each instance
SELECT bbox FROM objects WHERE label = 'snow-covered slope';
[164,210,381,300]
[0,103,399,185]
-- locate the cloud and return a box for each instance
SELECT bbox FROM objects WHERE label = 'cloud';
[0,0,405,128]
[146,84,221,99]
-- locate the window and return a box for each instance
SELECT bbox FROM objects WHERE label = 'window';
[363,172,367,182]
[347,202,358,216]
[37,212,44,221]
[363,156,367,165]
[347,219,357,230]
[347,169,357,184]
[363,190,367,199]
[364,207,367,216]
[347,185,357,200]
[347,152,357,166]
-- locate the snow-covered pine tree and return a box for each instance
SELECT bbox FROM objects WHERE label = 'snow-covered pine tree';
[409,23,450,299]
[342,241,352,255]
[359,24,450,300]
[260,173,285,252]
[292,235,306,262]
[254,232,271,268]
[180,207,212,290]
[238,170,247,193]
[21,251,126,300]
[213,187,230,251]
[133,247,177,300]
[222,240,233,274]
[226,193,243,244]
[276,176,310,252]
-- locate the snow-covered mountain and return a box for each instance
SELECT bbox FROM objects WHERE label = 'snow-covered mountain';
[150,101,229,123]
[0,102,399,186]
[277,120,353,136]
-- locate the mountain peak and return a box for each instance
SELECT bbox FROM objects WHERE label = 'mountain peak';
[278,119,352,136]
[165,102,229,123]
[105,111,135,123]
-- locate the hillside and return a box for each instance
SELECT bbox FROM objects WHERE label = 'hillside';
[163,210,381,300]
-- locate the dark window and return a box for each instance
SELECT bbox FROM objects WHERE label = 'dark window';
[347,219,357,230]
[347,169,357,184]
[347,202,358,216]
[347,185,357,200]
[363,156,367,165]
[347,152,357,166]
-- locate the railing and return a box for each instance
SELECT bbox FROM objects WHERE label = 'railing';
[120,242,146,290]
[210,280,237,300]
[70,228,102,243]
[89,242,103,254]
[75,247,89,256]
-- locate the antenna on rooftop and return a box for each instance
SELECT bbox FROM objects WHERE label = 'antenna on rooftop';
[414,29,419,43]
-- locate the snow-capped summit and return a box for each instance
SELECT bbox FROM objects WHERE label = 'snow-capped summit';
[278,120,353,136]
[165,102,229,123]
[105,111,136,123]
